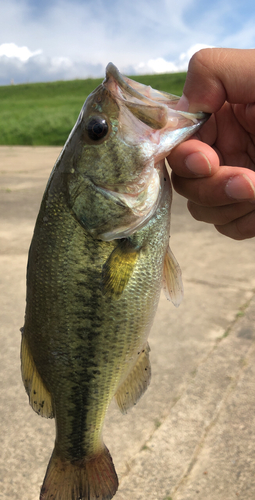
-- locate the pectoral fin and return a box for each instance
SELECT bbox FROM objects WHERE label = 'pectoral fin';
[21,331,54,418]
[102,239,140,299]
[162,245,183,307]
[115,342,151,414]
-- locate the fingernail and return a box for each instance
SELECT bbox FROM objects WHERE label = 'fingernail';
[185,152,212,176]
[176,94,189,111]
[225,174,255,200]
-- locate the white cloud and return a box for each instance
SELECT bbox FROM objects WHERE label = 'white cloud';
[0,0,255,85]
[0,42,213,85]
[0,51,105,85]
[178,43,215,69]
[131,44,214,75]
[137,58,180,74]
[0,42,42,62]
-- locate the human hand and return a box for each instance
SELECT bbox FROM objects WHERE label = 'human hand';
[168,48,255,240]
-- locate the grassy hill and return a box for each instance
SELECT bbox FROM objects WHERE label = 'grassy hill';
[0,72,186,146]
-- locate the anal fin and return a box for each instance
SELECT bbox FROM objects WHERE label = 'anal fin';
[102,239,140,299]
[21,331,54,418]
[115,342,151,414]
[162,245,183,307]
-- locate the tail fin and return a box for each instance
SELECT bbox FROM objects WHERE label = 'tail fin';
[40,445,118,500]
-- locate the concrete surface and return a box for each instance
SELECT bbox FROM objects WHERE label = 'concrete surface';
[0,146,255,500]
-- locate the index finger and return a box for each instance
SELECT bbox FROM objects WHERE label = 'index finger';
[168,138,220,178]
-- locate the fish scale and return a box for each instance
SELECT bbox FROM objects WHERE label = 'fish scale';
[21,63,209,500]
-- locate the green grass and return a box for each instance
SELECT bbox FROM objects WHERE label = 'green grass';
[0,73,186,146]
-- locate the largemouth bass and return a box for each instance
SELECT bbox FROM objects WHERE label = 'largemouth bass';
[21,63,208,500]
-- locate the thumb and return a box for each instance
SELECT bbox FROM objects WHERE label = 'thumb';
[177,48,255,114]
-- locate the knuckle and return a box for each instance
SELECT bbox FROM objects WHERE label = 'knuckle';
[196,182,213,206]
[187,201,203,221]
[215,210,255,240]
[235,211,255,239]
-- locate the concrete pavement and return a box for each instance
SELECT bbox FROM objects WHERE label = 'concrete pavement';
[0,146,255,500]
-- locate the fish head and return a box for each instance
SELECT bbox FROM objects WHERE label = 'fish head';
[65,63,209,240]
[72,63,209,186]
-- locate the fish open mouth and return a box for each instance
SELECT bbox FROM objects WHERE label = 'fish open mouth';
[103,62,209,131]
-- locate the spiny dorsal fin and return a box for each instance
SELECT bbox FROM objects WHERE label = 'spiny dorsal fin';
[162,245,183,307]
[102,239,140,299]
[21,331,54,418]
[115,342,151,414]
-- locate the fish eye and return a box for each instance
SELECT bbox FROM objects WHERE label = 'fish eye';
[86,117,109,141]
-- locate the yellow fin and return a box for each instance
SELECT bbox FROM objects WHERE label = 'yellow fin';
[40,444,118,500]
[162,245,183,307]
[21,331,54,418]
[115,342,151,414]
[102,239,140,299]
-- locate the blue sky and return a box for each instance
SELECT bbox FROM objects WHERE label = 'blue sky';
[0,0,255,85]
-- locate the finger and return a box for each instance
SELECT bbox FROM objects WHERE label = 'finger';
[168,139,220,178]
[233,102,255,137]
[188,200,255,225]
[215,210,255,240]
[172,167,255,206]
[177,48,255,113]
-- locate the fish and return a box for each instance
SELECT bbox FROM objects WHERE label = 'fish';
[20,63,208,500]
